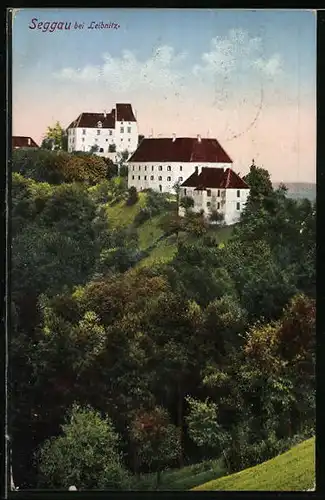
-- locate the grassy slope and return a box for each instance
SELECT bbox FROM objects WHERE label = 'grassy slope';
[192,437,315,491]
[105,192,147,229]
[104,194,235,267]
[134,458,226,491]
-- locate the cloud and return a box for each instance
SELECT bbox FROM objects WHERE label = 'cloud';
[53,45,188,91]
[53,29,283,95]
[193,28,282,80]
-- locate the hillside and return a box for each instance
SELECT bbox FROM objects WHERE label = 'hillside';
[273,182,316,201]
[104,192,234,268]
[192,437,315,491]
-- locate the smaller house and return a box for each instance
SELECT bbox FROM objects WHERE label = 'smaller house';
[179,166,250,226]
[12,136,39,149]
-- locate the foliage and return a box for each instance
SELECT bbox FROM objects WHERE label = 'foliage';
[12,149,107,185]
[41,121,68,151]
[37,405,131,489]
[126,186,139,206]
[180,195,194,211]
[130,406,181,486]
[109,143,116,152]
[185,397,230,453]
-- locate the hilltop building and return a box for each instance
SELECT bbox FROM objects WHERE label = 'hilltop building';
[179,166,250,226]
[67,103,138,158]
[127,135,233,193]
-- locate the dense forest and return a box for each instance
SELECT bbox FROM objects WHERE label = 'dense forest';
[10,148,315,490]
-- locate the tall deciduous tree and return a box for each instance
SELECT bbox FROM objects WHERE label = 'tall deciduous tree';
[41,122,68,151]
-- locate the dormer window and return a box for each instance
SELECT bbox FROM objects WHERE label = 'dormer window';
[82,129,86,135]
[97,121,102,128]
[167,166,171,171]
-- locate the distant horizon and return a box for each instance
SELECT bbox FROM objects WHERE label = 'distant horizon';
[12,8,316,183]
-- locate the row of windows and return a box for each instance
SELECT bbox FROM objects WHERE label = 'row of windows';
[131,165,183,172]
[205,201,240,210]
[206,189,241,197]
[80,127,132,135]
[132,175,183,182]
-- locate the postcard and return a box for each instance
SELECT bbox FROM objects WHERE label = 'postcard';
[8,7,316,493]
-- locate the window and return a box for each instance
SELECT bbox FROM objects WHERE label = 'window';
[145,166,147,171]
[127,127,131,133]
[121,138,123,142]
[132,175,135,180]
[128,138,131,142]
[167,165,171,171]
[132,166,135,171]
[158,166,162,171]
[207,189,211,197]
[99,148,104,153]
[82,138,85,142]
[82,129,86,135]
[120,127,124,133]
[95,138,98,142]
[106,139,108,142]
[180,166,183,171]
[144,175,147,180]
[179,177,183,182]
[236,202,240,210]
[237,190,240,197]
[217,202,220,209]
[158,176,162,181]
[109,130,112,136]
[167,176,171,181]
[207,202,211,207]
[184,188,187,196]
[159,185,162,192]
[150,175,154,180]
[97,121,102,128]
[97,130,100,135]
[152,166,154,171]
[138,176,141,180]
[217,189,220,197]
[139,166,141,170]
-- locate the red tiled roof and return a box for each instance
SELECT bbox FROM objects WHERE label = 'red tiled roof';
[12,136,39,148]
[127,138,233,163]
[182,167,249,190]
[116,103,136,122]
[67,111,115,129]
[67,103,136,129]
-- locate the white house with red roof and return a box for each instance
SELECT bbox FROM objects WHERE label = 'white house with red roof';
[179,165,250,226]
[127,134,233,194]
[66,103,138,157]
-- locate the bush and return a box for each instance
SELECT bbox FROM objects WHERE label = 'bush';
[126,186,139,206]
[134,207,151,226]
[37,405,131,490]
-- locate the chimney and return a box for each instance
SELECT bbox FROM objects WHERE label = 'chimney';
[172,133,176,142]
[195,166,199,174]
[28,138,31,146]
[103,109,107,118]
[197,134,201,143]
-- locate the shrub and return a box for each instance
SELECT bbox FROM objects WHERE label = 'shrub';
[126,186,139,206]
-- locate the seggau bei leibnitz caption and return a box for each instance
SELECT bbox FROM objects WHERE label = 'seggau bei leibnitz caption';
[29,18,120,32]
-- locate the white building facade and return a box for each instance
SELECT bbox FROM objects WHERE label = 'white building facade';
[67,103,138,159]
[179,166,250,226]
[127,136,233,194]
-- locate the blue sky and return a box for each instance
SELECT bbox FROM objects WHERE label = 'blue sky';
[12,8,316,182]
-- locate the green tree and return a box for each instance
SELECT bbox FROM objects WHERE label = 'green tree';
[130,406,181,488]
[126,186,139,206]
[185,396,230,456]
[41,121,68,151]
[37,405,130,489]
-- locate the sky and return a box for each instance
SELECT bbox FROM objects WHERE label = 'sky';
[12,8,316,182]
